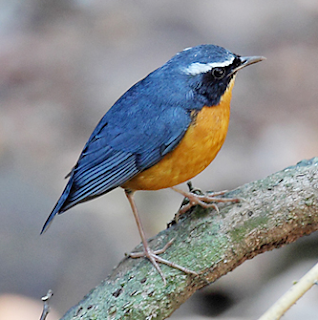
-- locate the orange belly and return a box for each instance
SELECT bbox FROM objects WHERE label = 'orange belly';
[123,78,235,191]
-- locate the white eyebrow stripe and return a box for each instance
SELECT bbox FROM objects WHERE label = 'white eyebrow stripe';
[182,56,235,76]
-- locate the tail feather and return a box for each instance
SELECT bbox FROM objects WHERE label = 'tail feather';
[41,182,73,234]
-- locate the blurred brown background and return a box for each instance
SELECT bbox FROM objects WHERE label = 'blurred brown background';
[1,1,318,319]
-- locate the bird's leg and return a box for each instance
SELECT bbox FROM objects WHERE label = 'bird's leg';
[124,189,197,284]
[172,183,240,222]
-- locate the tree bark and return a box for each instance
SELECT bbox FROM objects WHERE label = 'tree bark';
[60,157,318,320]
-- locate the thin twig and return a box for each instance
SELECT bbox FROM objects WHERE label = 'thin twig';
[258,262,318,320]
[39,290,53,320]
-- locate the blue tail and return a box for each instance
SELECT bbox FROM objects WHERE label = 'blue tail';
[40,182,73,234]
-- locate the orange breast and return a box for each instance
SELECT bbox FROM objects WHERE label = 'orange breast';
[123,77,235,191]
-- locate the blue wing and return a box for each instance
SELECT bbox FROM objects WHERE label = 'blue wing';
[41,84,191,233]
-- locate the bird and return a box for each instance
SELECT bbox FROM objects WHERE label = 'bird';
[41,44,264,283]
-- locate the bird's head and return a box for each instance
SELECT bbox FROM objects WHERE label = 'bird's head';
[157,44,265,108]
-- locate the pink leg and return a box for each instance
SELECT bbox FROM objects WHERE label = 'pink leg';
[125,189,198,284]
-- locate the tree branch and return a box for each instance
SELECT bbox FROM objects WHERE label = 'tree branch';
[60,157,318,320]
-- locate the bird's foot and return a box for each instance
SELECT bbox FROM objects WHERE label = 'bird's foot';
[172,182,240,223]
[129,238,198,284]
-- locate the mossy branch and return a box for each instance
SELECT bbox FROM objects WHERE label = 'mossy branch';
[60,157,318,320]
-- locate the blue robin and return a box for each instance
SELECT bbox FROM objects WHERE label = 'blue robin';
[42,44,264,283]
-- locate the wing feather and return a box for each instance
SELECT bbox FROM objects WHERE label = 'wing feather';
[41,78,192,234]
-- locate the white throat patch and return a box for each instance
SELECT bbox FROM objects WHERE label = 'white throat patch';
[183,56,235,76]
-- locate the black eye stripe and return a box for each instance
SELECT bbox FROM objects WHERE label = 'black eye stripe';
[209,56,241,79]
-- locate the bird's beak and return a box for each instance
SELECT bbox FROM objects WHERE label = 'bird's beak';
[229,55,266,77]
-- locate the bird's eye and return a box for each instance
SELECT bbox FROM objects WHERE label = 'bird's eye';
[212,67,225,79]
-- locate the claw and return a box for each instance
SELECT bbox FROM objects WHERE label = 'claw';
[172,185,240,222]
[129,238,197,284]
